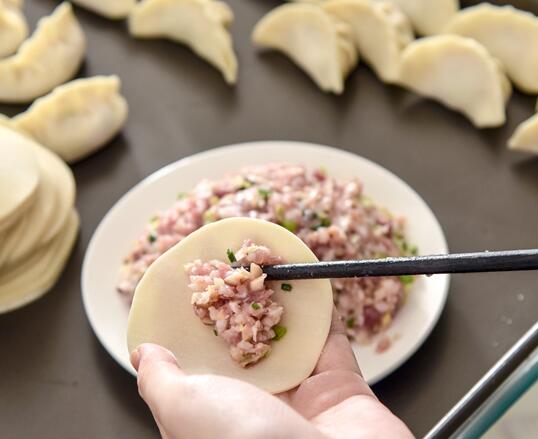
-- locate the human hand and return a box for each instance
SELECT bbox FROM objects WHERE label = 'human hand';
[130,309,414,439]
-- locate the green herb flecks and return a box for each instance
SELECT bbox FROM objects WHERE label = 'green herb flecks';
[148,231,157,243]
[213,329,218,336]
[346,317,355,328]
[226,248,237,263]
[203,210,216,224]
[251,302,261,310]
[280,219,297,233]
[399,275,414,286]
[258,188,272,201]
[177,192,187,200]
[273,325,287,341]
[281,283,292,292]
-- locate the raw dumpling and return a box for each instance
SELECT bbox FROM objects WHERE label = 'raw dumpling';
[381,0,459,36]
[252,3,358,94]
[444,4,538,94]
[72,0,136,19]
[323,0,413,83]
[0,0,28,58]
[128,0,238,84]
[399,35,511,128]
[0,125,39,233]
[127,218,333,393]
[0,209,79,314]
[0,2,86,103]
[12,76,128,163]
[508,101,538,154]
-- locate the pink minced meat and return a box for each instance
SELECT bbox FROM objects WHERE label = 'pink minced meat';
[185,241,284,367]
[118,163,415,345]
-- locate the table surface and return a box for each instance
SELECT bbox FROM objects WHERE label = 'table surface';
[1,0,537,437]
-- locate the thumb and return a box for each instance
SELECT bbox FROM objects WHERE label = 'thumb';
[130,344,186,412]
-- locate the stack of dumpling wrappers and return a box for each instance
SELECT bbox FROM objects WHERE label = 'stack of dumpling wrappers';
[0,126,78,313]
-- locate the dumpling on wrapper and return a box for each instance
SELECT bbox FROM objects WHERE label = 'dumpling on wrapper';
[0,0,28,58]
[252,3,358,94]
[444,3,538,94]
[398,35,511,128]
[127,218,334,394]
[128,0,238,85]
[323,0,413,83]
[0,2,86,103]
[380,0,459,36]
[11,76,128,163]
[72,0,136,19]
[508,99,538,154]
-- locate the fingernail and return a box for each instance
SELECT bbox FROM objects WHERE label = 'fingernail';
[130,348,141,370]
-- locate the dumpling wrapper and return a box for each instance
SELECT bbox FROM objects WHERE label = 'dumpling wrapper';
[0,0,28,58]
[0,141,75,269]
[0,209,79,314]
[252,3,358,94]
[0,2,86,103]
[398,35,511,128]
[444,4,538,94]
[12,76,128,163]
[0,125,39,233]
[323,0,413,83]
[72,0,136,19]
[129,0,238,85]
[127,218,334,394]
[380,0,459,36]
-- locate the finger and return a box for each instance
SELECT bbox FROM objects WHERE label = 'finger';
[132,344,187,425]
[313,307,361,375]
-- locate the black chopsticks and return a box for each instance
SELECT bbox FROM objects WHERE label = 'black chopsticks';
[261,249,538,281]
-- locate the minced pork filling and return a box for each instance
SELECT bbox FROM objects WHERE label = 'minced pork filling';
[118,163,416,348]
[185,240,286,367]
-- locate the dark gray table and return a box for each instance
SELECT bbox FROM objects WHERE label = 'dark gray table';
[1,0,537,437]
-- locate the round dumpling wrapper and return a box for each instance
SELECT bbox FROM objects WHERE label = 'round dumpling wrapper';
[127,217,334,394]
[0,125,39,232]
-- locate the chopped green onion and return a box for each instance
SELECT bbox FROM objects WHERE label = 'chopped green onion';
[399,275,414,285]
[258,188,271,200]
[280,219,297,233]
[281,283,292,292]
[273,325,287,341]
[213,329,218,336]
[148,232,157,243]
[203,210,216,224]
[275,205,285,221]
[410,245,419,256]
[346,317,355,328]
[320,216,331,227]
[238,179,252,190]
[226,248,237,263]
[251,302,261,310]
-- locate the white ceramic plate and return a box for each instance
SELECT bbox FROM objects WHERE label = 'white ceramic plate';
[82,141,449,384]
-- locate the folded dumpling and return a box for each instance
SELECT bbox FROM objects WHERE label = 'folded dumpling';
[0,2,86,103]
[323,0,413,83]
[72,0,136,19]
[129,0,238,84]
[252,3,358,94]
[508,99,538,154]
[444,4,538,94]
[380,0,459,36]
[0,0,28,58]
[398,35,511,128]
[11,76,128,163]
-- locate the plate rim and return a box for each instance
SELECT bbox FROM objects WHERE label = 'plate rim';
[81,140,450,384]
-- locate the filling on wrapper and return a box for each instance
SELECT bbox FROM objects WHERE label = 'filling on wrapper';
[119,163,417,350]
[185,240,285,367]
